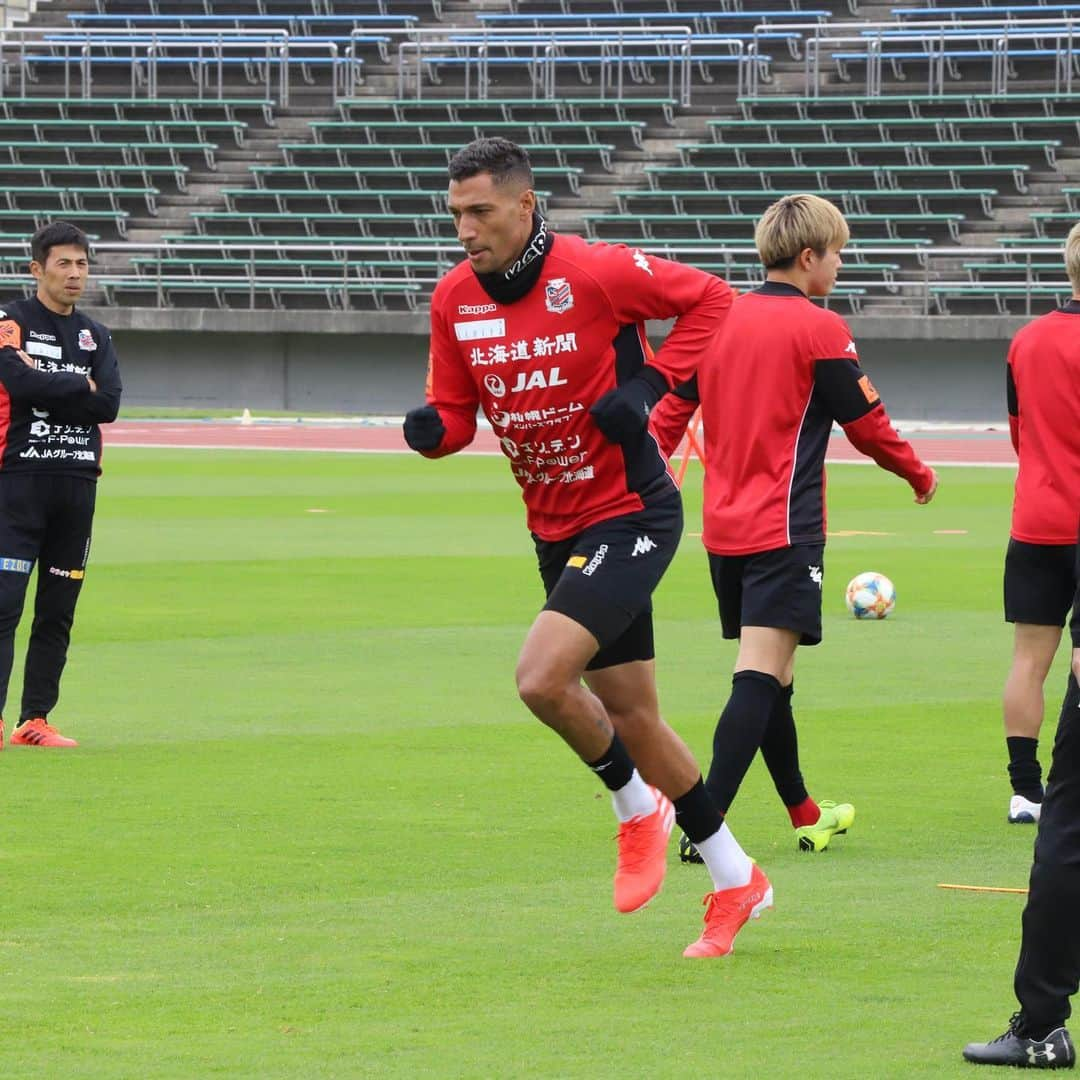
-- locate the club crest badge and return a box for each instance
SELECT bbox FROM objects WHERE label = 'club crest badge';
[544,277,574,315]
[77,329,97,351]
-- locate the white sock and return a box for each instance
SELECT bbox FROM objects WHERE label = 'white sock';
[611,770,658,823]
[694,823,753,891]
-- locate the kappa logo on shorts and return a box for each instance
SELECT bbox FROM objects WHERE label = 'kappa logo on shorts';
[581,544,608,577]
[809,565,823,587]
[631,535,657,557]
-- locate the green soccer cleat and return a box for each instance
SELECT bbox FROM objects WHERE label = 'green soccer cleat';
[795,800,855,852]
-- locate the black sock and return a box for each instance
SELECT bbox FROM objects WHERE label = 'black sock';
[760,682,810,808]
[1006,736,1043,802]
[585,733,636,793]
[704,670,783,813]
[673,776,724,843]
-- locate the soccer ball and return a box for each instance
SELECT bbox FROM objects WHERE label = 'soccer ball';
[845,571,896,619]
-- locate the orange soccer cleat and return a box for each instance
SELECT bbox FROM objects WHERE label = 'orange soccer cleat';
[613,787,675,913]
[683,864,773,958]
[10,717,78,748]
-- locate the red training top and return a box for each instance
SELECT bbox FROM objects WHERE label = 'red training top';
[422,234,733,540]
[650,282,933,556]
[1006,301,1080,545]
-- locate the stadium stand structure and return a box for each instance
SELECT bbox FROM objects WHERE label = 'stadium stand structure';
[0,0,1076,320]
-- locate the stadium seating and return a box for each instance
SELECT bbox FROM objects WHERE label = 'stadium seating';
[0,0,1071,316]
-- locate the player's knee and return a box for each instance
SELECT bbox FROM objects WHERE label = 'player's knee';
[515,662,568,722]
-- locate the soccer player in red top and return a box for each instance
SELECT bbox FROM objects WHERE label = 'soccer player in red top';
[650,194,937,855]
[403,139,772,958]
[998,222,1080,826]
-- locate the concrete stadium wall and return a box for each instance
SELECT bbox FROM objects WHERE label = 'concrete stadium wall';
[100,310,1019,422]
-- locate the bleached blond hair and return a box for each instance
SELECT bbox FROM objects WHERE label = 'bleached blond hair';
[1065,222,1080,292]
[755,194,850,268]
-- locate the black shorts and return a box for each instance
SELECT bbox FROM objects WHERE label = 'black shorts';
[708,543,825,647]
[1004,538,1078,627]
[533,492,683,670]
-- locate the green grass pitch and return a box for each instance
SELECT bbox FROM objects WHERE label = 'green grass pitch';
[0,449,1063,1078]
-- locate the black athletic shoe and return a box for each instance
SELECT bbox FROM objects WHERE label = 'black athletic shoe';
[963,1013,1075,1068]
[678,832,704,864]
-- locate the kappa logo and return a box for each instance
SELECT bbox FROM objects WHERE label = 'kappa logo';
[544,277,574,315]
[581,543,608,577]
[483,374,507,398]
[77,328,96,351]
[632,535,657,557]
[458,302,497,315]
[632,249,653,276]
[844,340,858,355]
[809,565,823,587]
[29,330,56,342]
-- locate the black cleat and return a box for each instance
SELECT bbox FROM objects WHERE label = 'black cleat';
[963,1013,1075,1068]
[678,832,704,864]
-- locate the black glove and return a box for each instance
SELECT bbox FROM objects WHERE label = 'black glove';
[589,368,668,445]
[403,405,446,451]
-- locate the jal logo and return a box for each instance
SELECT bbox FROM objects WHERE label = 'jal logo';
[510,367,568,393]
[544,278,574,315]
[483,374,507,398]
[77,329,96,351]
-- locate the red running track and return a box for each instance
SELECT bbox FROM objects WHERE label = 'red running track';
[105,420,1016,467]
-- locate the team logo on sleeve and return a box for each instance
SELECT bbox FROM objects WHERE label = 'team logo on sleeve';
[857,374,879,404]
[77,328,97,351]
[544,278,574,315]
[0,320,21,349]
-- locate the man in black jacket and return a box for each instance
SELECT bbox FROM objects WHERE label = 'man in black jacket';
[0,221,122,748]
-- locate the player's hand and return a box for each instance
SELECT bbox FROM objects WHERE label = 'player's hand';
[589,378,660,445]
[87,375,97,392]
[915,468,938,505]
[15,348,34,368]
[403,405,445,452]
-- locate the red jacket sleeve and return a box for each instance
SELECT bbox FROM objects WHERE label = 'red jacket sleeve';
[421,292,478,458]
[842,404,935,496]
[649,383,700,459]
[591,245,733,391]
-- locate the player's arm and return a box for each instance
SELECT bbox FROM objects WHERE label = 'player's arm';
[1006,349,1020,454]
[0,320,96,405]
[42,331,122,425]
[403,300,478,457]
[589,248,732,444]
[815,357,937,503]
[649,375,700,459]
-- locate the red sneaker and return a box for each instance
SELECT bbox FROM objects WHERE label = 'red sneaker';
[613,787,674,913]
[683,864,773,958]
[10,717,77,747]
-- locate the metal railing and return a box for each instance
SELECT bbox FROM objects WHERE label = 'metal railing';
[800,20,1080,96]
[381,26,715,105]
[0,26,354,104]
